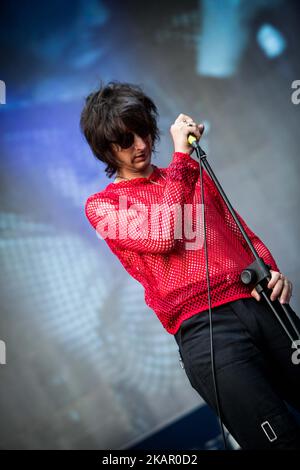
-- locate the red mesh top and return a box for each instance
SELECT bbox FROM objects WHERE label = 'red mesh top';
[85,151,279,335]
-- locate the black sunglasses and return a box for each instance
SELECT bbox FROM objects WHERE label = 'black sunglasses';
[111,130,150,150]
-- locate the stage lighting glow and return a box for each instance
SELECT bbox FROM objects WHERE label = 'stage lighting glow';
[257,24,286,58]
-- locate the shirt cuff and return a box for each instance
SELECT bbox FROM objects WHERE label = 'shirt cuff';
[172,152,199,170]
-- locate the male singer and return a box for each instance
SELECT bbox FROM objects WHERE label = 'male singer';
[81,81,300,449]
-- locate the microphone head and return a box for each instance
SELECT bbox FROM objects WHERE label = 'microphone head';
[188,134,197,145]
[188,134,207,156]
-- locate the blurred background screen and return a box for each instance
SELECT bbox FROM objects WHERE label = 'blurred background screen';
[0,0,299,450]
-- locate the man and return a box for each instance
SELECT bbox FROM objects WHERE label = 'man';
[81,80,300,449]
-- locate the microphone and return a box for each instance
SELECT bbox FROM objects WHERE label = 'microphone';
[187,134,206,157]
[187,134,198,146]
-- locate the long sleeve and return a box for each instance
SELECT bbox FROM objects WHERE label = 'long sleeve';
[212,183,279,271]
[232,209,279,272]
[85,152,200,254]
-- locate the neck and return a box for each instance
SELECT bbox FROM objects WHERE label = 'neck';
[116,163,153,180]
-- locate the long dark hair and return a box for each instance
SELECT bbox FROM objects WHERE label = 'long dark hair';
[80,80,160,178]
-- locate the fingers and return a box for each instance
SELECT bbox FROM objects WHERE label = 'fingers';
[279,280,289,304]
[278,278,293,304]
[251,270,293,304]
[267,270,293,304]
[251,287,261,302]
[174,114,204,139]
[175,113,193,123]
[171,114,205,155]
[186,123,201,139]
[267,270,281,289]
[269,278,284,301]
[199,123,205,134]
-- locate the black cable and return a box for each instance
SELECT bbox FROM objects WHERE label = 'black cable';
[193,143,228,450]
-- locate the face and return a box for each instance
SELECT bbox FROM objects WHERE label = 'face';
[110,132,152,175]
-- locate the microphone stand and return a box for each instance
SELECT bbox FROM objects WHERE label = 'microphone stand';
[190,139,300,345]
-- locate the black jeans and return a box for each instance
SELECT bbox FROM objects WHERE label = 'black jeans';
[174,297,300,449]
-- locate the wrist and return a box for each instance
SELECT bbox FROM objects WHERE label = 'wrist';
[174,149,192,156]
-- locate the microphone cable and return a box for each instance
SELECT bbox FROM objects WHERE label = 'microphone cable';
[188,135,228,450]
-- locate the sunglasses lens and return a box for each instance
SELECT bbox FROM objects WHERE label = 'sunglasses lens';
[119,132,134,149]
[112,130,150,150]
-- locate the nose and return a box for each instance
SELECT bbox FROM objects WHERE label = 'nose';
[133,133,147,151]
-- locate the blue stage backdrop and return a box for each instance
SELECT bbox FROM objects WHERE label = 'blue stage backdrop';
[0,0,299,450]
